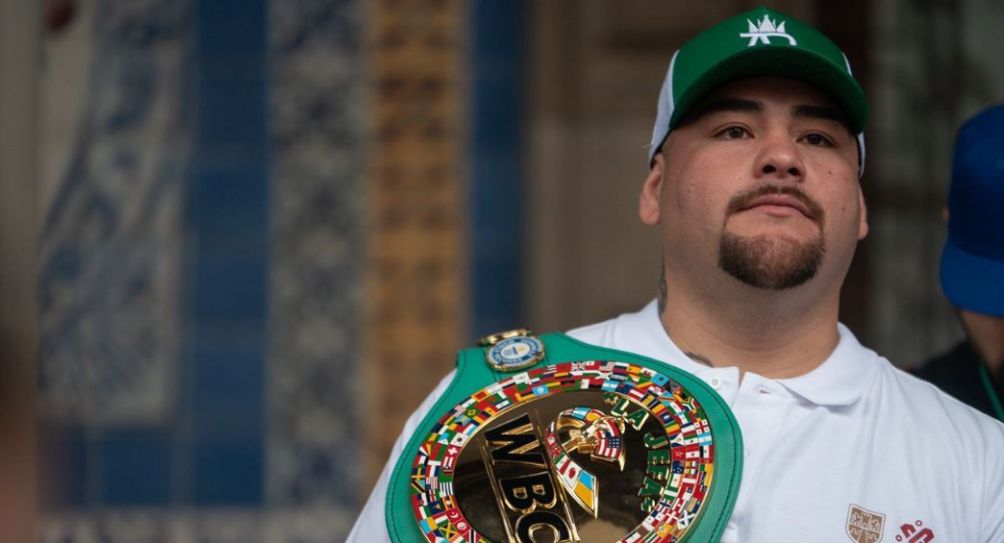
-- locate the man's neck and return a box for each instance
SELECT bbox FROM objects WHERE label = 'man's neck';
[960,310,1004,379]
[659,277,841,379]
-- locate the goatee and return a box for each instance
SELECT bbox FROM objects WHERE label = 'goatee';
[718,185,826,290]
[719,232,825,290]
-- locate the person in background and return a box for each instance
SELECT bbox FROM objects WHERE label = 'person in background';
[915,104,1004,422]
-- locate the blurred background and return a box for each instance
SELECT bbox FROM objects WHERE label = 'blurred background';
[0,0,1000,541]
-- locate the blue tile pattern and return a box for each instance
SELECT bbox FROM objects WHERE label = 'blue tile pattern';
[39,0,276,510]
[266,0,362,518]
[38,0,191,427]
[469,0,526,338]
[183,0,269,506]
[100,428,174,505]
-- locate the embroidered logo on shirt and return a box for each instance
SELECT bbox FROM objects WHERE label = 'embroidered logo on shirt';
[895,520,935,542]
[846,504,885,543]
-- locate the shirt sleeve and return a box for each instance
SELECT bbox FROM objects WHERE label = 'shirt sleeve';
[346,369,457,542]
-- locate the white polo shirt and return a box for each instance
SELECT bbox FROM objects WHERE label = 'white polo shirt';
[348,301,1004,542]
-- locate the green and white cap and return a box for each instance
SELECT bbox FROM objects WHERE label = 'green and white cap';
[649,6,870,175]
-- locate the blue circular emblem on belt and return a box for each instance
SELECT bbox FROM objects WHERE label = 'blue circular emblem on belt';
[487,335,544,371]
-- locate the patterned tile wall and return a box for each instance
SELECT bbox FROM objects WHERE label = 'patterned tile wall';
[37,0,525,538]
[38,0,189,429]
[38,0,193,512]
[39,0,365,540]
[362,0,469,481]
[267,0,362,509]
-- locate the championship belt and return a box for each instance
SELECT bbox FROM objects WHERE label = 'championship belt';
[386,330,743,543]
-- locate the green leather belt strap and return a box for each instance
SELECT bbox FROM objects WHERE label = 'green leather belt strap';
[386,332,743,542]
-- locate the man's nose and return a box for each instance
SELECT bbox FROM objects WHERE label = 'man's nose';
[754,132,805,180]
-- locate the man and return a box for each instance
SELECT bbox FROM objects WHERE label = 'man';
[915,104,1004,422]
[350,7,1004,542]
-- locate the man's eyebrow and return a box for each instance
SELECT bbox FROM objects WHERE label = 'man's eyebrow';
[793,104,852,131]
[680,97,760,125]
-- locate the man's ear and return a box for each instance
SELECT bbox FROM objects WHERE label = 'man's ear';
[639,153,665,226]
[857,186,868,240]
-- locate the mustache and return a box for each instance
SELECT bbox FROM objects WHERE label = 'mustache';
[725,185,825,223]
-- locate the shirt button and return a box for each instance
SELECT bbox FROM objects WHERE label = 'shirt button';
[709,377,722,389]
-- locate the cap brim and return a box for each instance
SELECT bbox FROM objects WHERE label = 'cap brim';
[670,46,869,134]
[940,238,1004,317]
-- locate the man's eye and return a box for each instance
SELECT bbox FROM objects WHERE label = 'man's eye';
[803,133,832,146]
[719,126,748,139]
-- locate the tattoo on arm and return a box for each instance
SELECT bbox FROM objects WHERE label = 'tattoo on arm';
[657,263,667,316]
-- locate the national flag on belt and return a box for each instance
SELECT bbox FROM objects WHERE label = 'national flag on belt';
[442,446,459,470]
[468,410,488,425]
[554,453,570,475]
[639,395,659,411]
[570,469,597,511]
[595,435,622,458]
[410,473,427,494]
[475,396,496,411]
[415,501,432,519]
[427,498,447,515]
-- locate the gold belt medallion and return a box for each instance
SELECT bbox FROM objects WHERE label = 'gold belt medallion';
[408,361,717,542]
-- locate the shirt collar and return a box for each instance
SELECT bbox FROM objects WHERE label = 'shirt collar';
[629,300,716,376]
[775,323,880,406]
[636,299,879,407]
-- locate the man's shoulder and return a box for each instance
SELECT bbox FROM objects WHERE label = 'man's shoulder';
[874,355,1004,437]
[565,300,658,350]
[566,317,619,346]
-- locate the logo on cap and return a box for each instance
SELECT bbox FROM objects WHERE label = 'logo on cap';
[740,14,797,46]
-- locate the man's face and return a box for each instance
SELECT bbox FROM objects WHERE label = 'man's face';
[639,77,868,292]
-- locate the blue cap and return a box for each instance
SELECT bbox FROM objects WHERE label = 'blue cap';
[940,103,1004,317]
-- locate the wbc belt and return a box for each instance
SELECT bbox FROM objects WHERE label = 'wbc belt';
[386,330,742,543]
